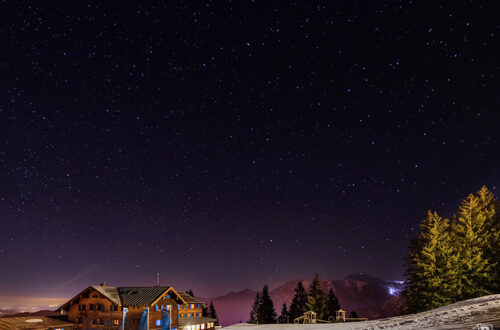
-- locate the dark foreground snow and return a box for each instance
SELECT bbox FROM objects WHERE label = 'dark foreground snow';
[224,294,500,329]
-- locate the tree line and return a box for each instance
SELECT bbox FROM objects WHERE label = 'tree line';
[249,274,348,324]
[403,186,500,313]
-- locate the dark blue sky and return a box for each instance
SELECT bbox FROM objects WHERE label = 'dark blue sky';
[0,0,499,300]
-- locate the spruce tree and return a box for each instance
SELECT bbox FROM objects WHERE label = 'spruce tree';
[248,292,260,324]
[453,193,493,300]
[350,310,358,318]
[288,281,308,321]
[476,186,500,293]
[202,304,209,317]
[306,274,328,320]
[208,301,219,325]
[403,211,455,313]
[326,288,340,319]
[258,285,277,324]
[278,303,288,323]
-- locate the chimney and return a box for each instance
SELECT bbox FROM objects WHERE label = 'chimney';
[100,282,107,287]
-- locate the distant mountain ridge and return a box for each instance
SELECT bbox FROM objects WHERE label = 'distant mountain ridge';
[205,274,404,326]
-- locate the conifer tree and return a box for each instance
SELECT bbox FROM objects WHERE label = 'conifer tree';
[278,303,288,323]
[403,211,455,313]
[350,310,358,318]
[208,301,219,325]
[475,186,500,293]
[403,187,500,313]
[258,285,277,324]
[202,304,209,317]
[288,281,308,321]
[248,292,260,324]
[306,274,328,319]
[326,288,340,319]
[453,192,493,300]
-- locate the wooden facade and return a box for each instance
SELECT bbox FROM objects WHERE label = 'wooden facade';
[58,284,215,330]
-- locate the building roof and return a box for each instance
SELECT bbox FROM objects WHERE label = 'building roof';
[178,317,216,327]
[92,285,121,306]
[118,286,171,306]
[177,291,204,304]
[0,316,74,329]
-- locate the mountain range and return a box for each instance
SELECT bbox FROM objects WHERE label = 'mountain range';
[204,274,405,326]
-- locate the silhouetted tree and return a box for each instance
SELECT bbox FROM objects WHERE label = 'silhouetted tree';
[278,303,288,323]
[326,288,340,319]
[208,301,219,325]
[248,292,260,324]
[288,281,307,321]
[258,285,277,324]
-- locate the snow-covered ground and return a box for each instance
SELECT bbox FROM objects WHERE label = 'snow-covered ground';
[224,294,500,329]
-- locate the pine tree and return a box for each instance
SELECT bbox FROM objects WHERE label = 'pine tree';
[306,274,328,319]
[288,281,308,321]
[403,211,455,313]
[350,310,358,318]
[248,292,260,324]
[187,289,194,297]
[258,285,277,324]
[208,301,219,325]
[278,303,288,323]
[325,288,340,319]
[453,192,493,300]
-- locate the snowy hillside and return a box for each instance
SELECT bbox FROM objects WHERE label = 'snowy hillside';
[224,294,500,329]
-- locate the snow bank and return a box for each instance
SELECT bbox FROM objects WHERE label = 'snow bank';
[224,294,500,329]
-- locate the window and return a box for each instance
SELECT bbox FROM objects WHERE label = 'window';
[156,305,159,311]
[177,304,180,310]
[92,294,98,298]
[201,324,205,329]
[89,319,94,325]
[113,319,120,326]
[99,318,104,325]
[156,320,161,326]
[196,324,200,330]
[167,295,170,299]
[167,305,171,310]
[78,318,83,324]
[191,304,195,309]
[81,304,86,310]
[198,304,200,308]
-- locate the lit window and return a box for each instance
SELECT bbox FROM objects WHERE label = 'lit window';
[196,324,200,330]
[113,319,120,326]
[156,305,159,311]
[191,304,195,309]
[201,324,205,329]
[167,305,171,310]
[167,295,170,299]
[198,304,200,308]
[156,320,161,326]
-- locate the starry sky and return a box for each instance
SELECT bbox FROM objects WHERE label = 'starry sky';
[0,0,499,303]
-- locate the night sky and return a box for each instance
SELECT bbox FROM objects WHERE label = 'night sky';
[0,0,499,304]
